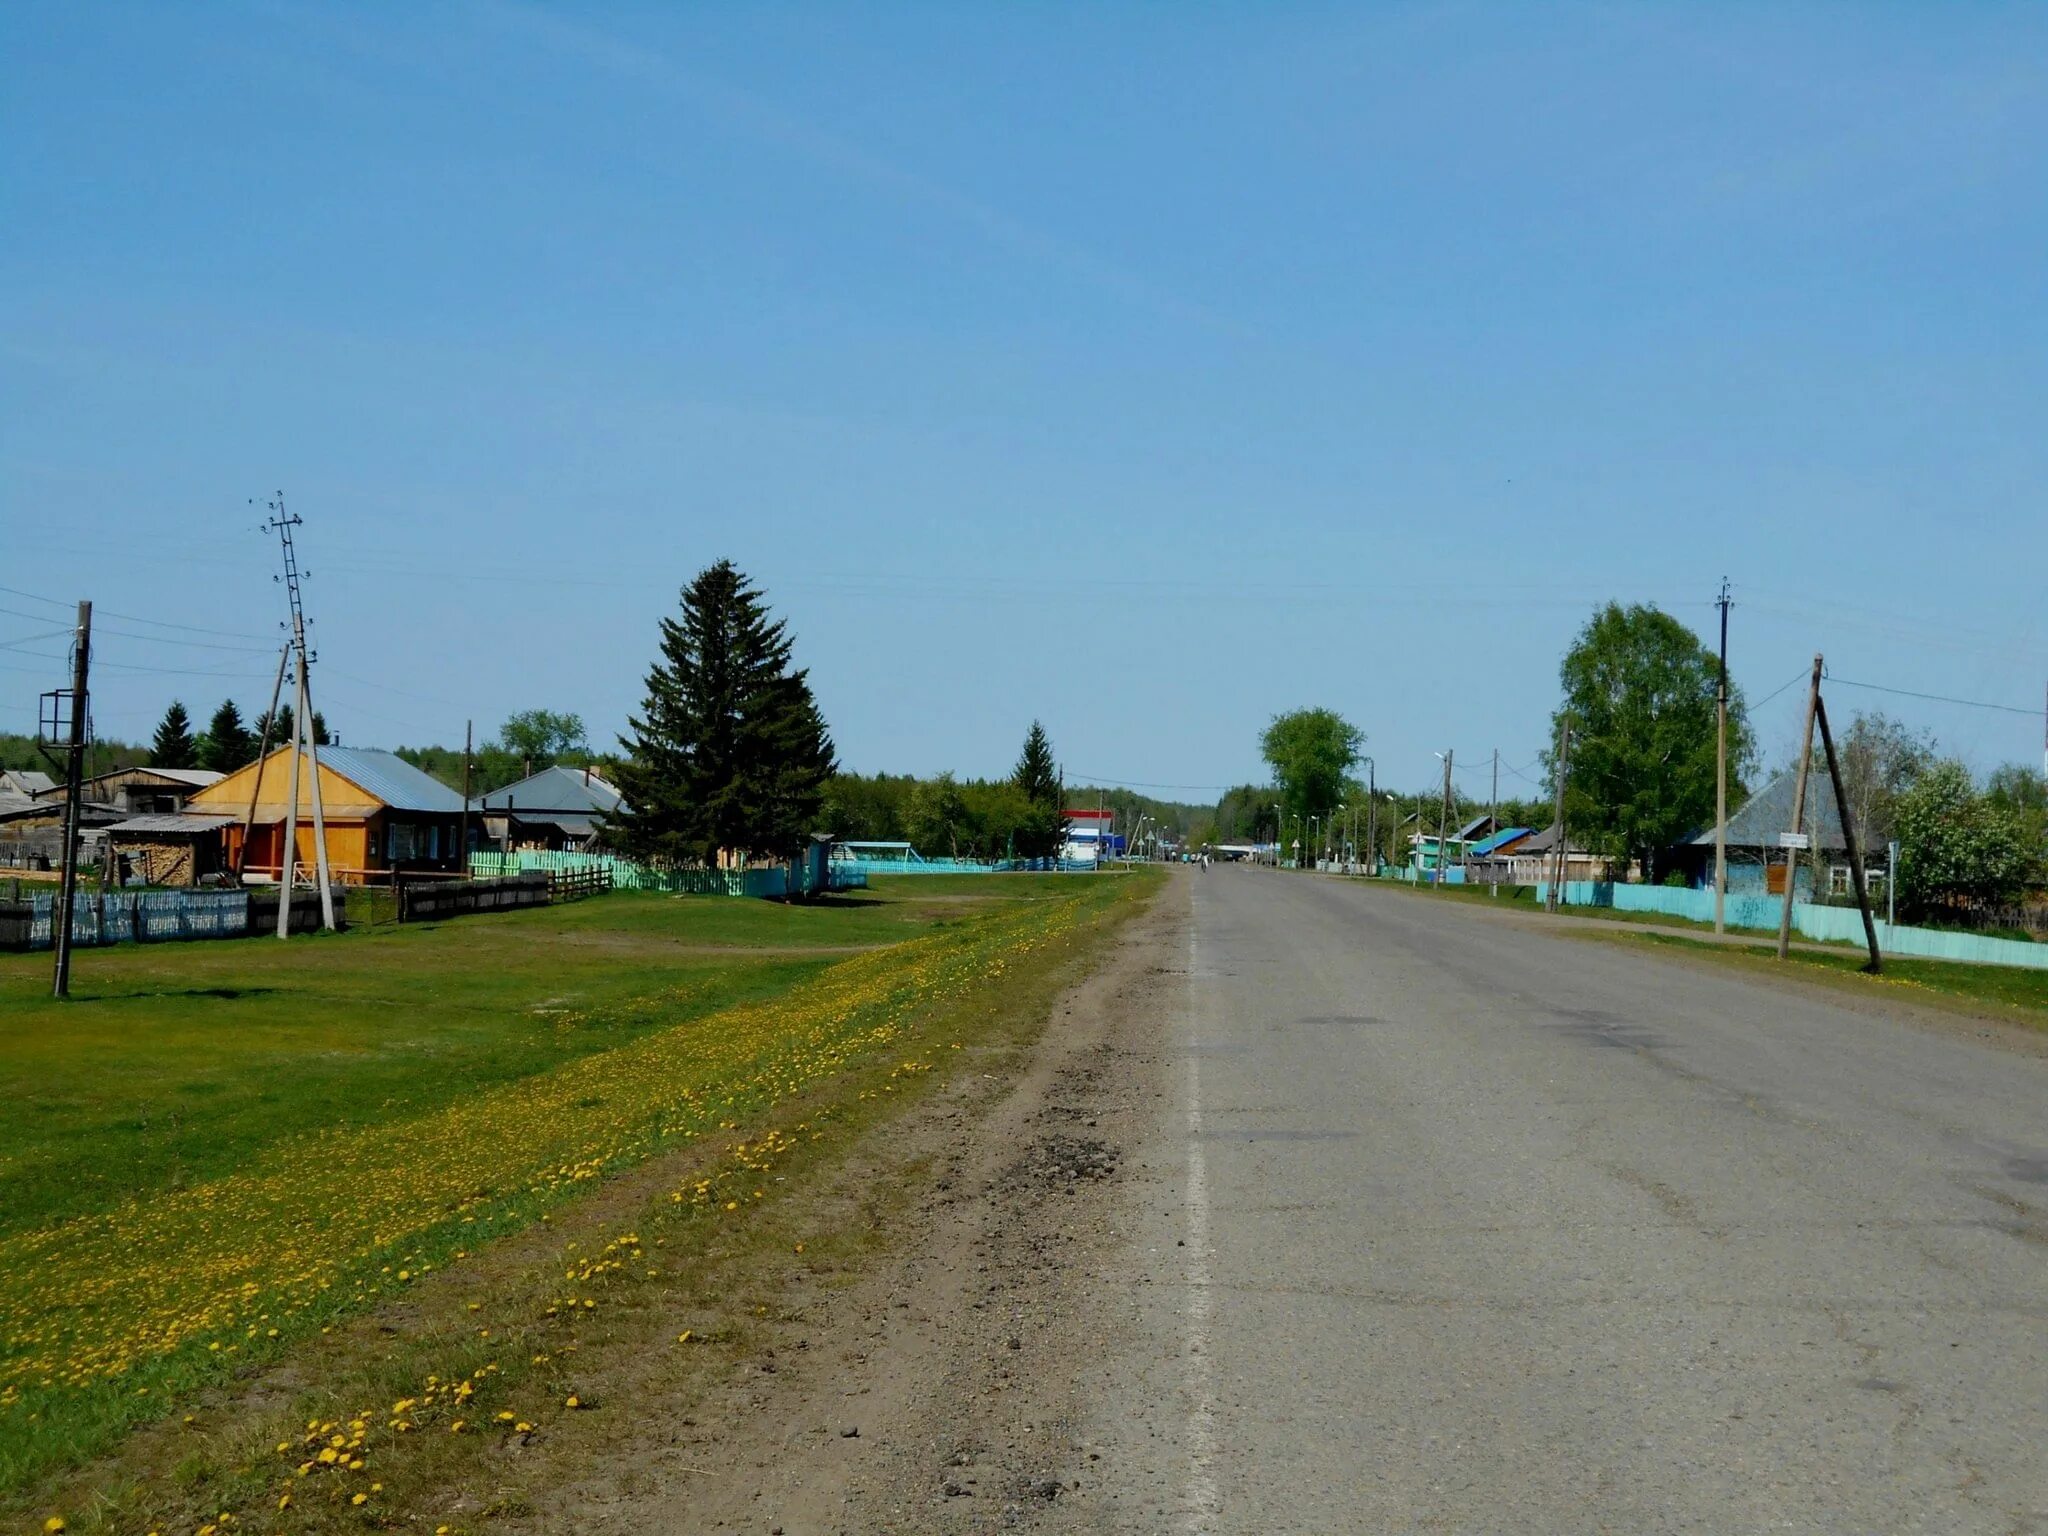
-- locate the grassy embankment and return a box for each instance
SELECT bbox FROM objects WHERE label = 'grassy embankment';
[1369,875,2048,1025]
[1,869,1158,1531]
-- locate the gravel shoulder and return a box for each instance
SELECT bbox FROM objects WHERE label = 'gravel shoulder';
[528,872,1190,1534]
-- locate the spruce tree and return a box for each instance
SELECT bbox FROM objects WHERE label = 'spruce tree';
[255,703,293,751]
[611,560,837,864]
[1012,720,1066,859]
[199,699,254,771]
[150,701,198,768]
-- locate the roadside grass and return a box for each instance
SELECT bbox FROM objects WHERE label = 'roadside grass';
[1617,928,2048,1026]
[3,868,1158,1523]
[0,890,900,1244]
[1358,875,2048,1026]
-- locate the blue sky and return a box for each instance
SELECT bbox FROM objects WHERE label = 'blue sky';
[4,2,2045,801]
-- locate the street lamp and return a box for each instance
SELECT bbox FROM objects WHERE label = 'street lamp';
[1271,803,1283,866]
[1335,802,1346,871]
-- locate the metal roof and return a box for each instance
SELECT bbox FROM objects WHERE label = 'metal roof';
[1467,826,1533,857]
[0,769,54,795]
[315,746,468,813]
[106,813,240,834]
[1513,824,1593,854]
[1690,770,1851,851]
[470,764,623,816]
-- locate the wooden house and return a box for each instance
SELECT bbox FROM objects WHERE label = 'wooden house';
[184,745,468,883]
[61,765,223,815]
[470,764,623,851]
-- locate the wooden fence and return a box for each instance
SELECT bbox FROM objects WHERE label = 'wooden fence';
[397,871,552,924]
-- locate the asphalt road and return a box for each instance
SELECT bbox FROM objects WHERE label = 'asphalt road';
[1073,867,2048,1534]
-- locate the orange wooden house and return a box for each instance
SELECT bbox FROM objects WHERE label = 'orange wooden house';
[185,745,469,883]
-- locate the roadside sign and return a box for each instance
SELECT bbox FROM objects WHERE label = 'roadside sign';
[1778,831,1811,850]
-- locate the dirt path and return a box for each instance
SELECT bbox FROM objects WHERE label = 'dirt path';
[522,872,1187,1534]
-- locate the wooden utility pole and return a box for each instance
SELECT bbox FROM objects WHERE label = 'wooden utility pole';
[1546,717,1571,912]
[51,601,92,1000]
[238,642,291,879]
[1776,653,1824,960]
[1436,749,1454,885]
[1815,694,1882,972]
[1714,579,1730,935]
[295,617,336,931]
[1491,748,1499,840]
[460,718,474,869]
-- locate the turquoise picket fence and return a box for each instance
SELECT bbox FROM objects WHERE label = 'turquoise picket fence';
[1532,880,2048,971]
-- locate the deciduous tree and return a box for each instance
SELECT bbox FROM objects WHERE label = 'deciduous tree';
[1260,709,1362,829]
[1551,603,1750,881]
[499,709,587,771]
[1896,760,2031,918]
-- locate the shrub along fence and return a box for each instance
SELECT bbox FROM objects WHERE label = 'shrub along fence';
[0,887,344,952]
[1534,880,2048,972]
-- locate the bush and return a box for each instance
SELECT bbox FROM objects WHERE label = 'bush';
[1895,760,2031,920]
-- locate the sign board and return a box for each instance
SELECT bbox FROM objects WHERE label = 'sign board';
[1778,831,1811,850]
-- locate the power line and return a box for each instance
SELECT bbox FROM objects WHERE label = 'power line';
[0,584,274,642]
[1066,772,1235,792]
[1749,668,1812,710]
[1825,675,2039,718]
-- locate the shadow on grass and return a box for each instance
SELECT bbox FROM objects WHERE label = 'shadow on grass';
[80,986,288,1004]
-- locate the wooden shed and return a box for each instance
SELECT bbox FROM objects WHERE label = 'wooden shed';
[185,745,468,884]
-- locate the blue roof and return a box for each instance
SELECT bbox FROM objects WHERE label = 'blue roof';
[317,746,468,813]
[1467,826,1533,857]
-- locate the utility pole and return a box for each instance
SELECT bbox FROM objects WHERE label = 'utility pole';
[1546,716,1571,913]
[1365,759,1376,874]
[1775,653,1824,960]
[263,499,336,935]
[1714,578,1730,935]
[460,718,474,870]
[238,642,292,880]
[1490,748,1498,841]
[1815,693,1881,972]
[1437,749,1453,885]
[50,601,91,1000]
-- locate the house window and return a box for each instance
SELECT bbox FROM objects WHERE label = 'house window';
[1829,865,1851,896]
[388,822,422,861]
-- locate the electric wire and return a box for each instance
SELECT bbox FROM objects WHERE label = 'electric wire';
[1824,676,2039,718]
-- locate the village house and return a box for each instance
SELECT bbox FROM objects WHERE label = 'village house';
[470,764,622,852]
[181,744,468,883]
[1506,824,1613,885]
[56,764,223,815]
[1676,769,1883,900]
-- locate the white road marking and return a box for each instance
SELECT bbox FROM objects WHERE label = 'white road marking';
[1183,921,1221,1532]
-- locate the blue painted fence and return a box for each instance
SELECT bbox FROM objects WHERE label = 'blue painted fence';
[1533,880,2048,971]
[18,889,252,950]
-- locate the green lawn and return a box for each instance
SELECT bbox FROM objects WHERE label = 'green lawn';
[0,876,1075,1244]
[1627,929,2048,1023]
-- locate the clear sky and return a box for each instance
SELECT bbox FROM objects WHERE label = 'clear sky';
[4,3,2045,802]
